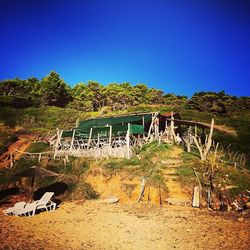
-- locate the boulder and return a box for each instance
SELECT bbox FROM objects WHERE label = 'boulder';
[245,202,250,209]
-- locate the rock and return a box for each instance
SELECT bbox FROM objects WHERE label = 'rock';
[237,217,244,222]
[165,198,190,206]
[246,202,250,209]
[99,196,119,204]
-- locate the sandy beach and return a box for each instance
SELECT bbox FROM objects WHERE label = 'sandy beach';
[1,201,249,250]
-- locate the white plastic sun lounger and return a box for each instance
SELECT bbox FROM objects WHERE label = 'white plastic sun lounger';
[14,192,56,217]
[3,201,26,215]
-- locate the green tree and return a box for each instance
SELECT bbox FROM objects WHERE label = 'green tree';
[86,81,104,110]
[145,88,164,104]
[188,91,234,114]
[103,82,136,110]
[40,71,72,107]
[0,77,41,108]
[164,93,188,109]
[70,82,94,111]
[132,83,148,104]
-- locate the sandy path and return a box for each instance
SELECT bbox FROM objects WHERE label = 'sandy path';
[0,201,249,250]
[161,147,190,202]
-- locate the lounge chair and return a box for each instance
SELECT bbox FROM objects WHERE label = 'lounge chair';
[3,201,26,216]
[14,192,56,217]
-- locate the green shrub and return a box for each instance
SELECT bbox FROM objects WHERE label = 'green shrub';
[0,130,17,154]
[176,166,194,177]
[180,151,199,161]
[141,141,172,154]
[26,142,51,153]
[14,158,38,172]
[105,160,121,171]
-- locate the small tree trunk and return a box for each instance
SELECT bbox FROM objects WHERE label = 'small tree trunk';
[193,136,205,161]
[203,118,214,158]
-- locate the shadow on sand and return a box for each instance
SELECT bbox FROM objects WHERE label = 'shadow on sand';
[0,187,20,205]
[33,182,68,206]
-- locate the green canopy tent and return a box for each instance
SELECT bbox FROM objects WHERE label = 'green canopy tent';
[62,124,145,139]
[78,113,153,130]
[58,113,157,153]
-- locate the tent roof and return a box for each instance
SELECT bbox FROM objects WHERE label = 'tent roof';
[62,124,145,138]
[79,112,155,129]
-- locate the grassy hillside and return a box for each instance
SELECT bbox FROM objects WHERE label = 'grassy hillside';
[0,128,17,154]
[0,105,249,164]
[180,110,250,165]
[0,106,249,205]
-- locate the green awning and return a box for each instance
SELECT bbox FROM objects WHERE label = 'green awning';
[62,124,145,139]
[78,113,152,129]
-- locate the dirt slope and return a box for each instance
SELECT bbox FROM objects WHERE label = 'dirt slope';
[0,134,34,169]
[161,147,190,203]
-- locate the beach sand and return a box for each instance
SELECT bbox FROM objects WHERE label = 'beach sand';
[0,201,249,250]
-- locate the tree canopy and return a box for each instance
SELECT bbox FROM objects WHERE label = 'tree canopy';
[0,71,249,115]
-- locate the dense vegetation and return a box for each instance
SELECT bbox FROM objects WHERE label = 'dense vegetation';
[0,72,249,204]
[1,71,249,114]
[0,71,249,165]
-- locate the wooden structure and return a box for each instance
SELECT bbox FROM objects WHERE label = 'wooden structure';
[159,112,182,144]
[53,111,230,160]
[54,112,160,159]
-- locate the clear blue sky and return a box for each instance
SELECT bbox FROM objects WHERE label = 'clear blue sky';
[1,0,250,96]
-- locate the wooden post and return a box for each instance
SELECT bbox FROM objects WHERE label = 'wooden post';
[38,153,41,163]
[54,128,60,150]
[70,129,76,150]
[10,153,13,168]
[194,125,197,137]
[192,119,214,161]
[147,112,158,140]
[170,111,177,142]
[170,111,174,134]
[193,136,205,161]
[154,117,159,138]
[192,186,200,208]
[54,129,63,159]
[137,177,146,202]
[97,133,100,148]
[126,124,130,159]
[184,126,192,152]
[147,114,154,140]
[87,128,93,150]
[109,125,112,146]
[207,189,211,208]
[203,118,214,158]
